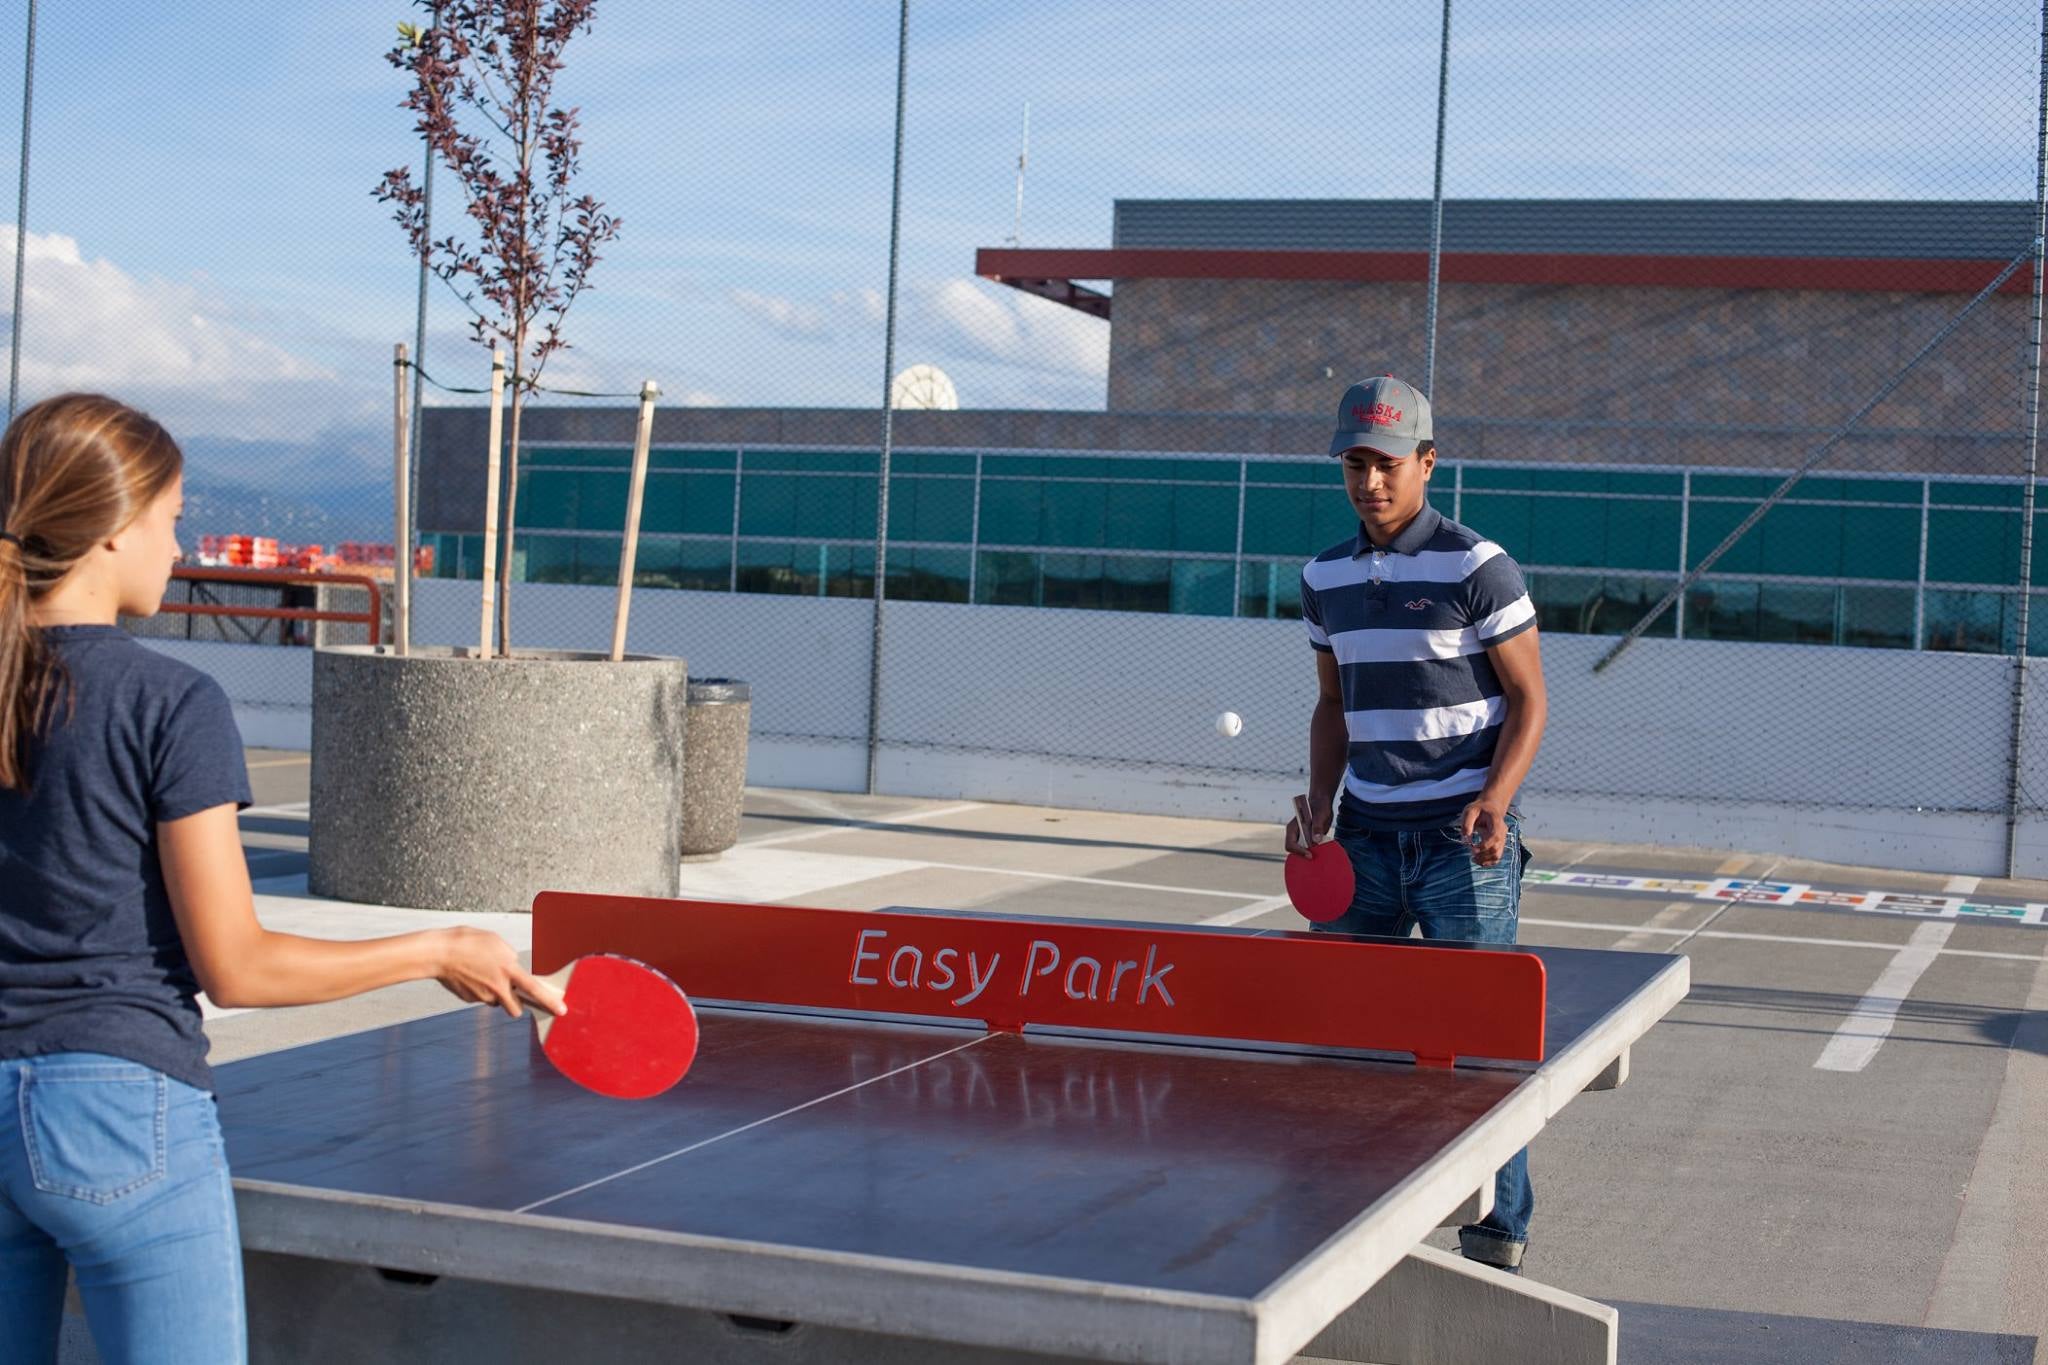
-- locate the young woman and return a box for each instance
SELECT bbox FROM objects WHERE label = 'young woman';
[0,393,562,1364]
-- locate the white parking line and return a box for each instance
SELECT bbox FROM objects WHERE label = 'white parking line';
[1944,874,1982,895]
[1813,922,1957,1073]
[1200,895,1295,927]
[1521,916,2041,963]
[1609,901,1699,953]
[741,802,984,849]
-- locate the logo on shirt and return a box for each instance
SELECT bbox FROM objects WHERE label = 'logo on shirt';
[1351,402,1404,426]
[1404,597,1434,611]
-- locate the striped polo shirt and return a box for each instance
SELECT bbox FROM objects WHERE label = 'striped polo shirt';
[1300,504,1537,829]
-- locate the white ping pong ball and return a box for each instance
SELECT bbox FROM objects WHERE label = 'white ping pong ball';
[1216,710,1243,738]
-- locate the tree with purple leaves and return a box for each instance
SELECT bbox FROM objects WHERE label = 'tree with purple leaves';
[376,1,620,657]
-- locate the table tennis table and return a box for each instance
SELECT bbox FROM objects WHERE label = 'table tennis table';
[216,895,1688,1365]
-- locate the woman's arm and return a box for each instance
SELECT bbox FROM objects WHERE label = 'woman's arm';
[159,803,561,1015]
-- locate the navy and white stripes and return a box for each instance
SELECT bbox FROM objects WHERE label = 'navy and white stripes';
[1301,506,1536,828]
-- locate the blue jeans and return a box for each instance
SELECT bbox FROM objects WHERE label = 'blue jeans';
[1313,803,1535,1269]
[0,1054,245,1364]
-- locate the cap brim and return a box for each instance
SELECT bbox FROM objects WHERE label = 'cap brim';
[1328,434,1423,458]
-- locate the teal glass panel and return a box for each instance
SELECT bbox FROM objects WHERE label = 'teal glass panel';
[632,539,731,592]
[893,452,976,475]
[1926,509,2019,585]
[1460,493,1533,562]
[1463,466,1536,491]
[517,533,580,584]
[1105,488,1172,550]
[1172,485,1238,552]
[1527,498,1615,569]
[978,480,1042,544]
[886,547,971,603]
[1796,476,1920,505]
[1169,559,1235,616]
[649,448,737,472]
[1922,588,2013,653]
[1044,455,1109,478]
[1237,559,1303,620]
[984,455,1043,478]
[519,469,581,530]
[1601,500,1684,573]
[1522,468,1681,497]
[572,535,622,586]
[574,471,628,531]
[1691,475,1778,500]
[1248,460,1342,486]
[1528,572,1677,638]
[1242,487,1317,557]
[1931,481,2022,508]
[974,550,1039,605]
[1039,481,1107,548]
[642,472,736,536]
[792,474,877,539]
[1839,586,1914,650]
[735,540,873,597]
[1836,506,1918,580]
[743,450,878,474]
[738,473,799,537]
[1684,501,1760,574]
[1750,504,1842,578]
[1755,582,1839,645]
[1683,580,1758,640]
[520,446,626,469]
[887,475,974,544]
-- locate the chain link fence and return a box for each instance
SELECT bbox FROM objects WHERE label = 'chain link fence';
[3,2,2044,867]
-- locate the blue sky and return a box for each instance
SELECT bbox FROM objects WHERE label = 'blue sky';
[0,0,2037,494]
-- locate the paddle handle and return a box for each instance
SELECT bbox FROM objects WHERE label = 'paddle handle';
[521,962,573,1044]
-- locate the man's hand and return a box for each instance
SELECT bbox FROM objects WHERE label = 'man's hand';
[1459,795,1512,867]
[1285,793,1332,857]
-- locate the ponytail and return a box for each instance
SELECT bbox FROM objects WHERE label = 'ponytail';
[0,394,182,792]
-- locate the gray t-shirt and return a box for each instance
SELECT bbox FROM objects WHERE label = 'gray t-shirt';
[0,626,250,1091]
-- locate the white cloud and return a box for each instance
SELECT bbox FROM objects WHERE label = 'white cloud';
[910,277,1107,383]
[0,225,351,440]
[730,286,833,340]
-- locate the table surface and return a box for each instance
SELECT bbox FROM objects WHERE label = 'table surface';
[216,939,1681,1305]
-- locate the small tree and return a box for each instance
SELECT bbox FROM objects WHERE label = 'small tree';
[377,0,620,656]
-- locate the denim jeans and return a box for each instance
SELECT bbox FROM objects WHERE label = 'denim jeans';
[0,1054,245,1364]
[1313,802,1535,1270]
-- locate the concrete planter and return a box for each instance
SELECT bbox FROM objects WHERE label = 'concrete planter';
[308,646,687,914]
[680,679,751,861]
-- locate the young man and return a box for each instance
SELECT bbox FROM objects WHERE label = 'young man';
[1283,374,1548,1273]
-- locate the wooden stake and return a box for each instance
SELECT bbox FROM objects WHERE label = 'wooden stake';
[611,379,661,661]
[391,342,411,655]
[478,349,506,659]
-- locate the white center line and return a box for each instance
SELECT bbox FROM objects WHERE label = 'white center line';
[516,1033,996,1215]
[1813,921,1957,1073]
[1944,873,1982,895]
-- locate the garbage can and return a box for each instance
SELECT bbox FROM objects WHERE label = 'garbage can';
[681,679,751,861]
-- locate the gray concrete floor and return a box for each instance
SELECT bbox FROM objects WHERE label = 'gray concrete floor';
[59,748,2048,1364]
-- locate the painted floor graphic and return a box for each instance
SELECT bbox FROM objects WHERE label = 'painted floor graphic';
[1526,870,2047,927]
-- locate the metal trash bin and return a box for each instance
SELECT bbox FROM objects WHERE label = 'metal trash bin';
[681,679,751,861]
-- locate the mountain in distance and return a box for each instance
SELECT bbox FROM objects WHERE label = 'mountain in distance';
[178,432,393,546]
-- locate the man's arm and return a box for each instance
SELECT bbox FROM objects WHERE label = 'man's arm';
[1286,651,1350,855]
[1459,627,1547,867]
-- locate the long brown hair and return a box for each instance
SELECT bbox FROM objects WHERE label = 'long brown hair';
[0,393,183,791]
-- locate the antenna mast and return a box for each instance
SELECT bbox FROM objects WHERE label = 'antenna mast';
[1009,102,1030,246]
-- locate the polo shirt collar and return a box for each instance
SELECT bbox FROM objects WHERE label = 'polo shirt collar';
[1353,503,1442,558]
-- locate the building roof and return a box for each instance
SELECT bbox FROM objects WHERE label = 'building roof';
[978,198,2039,319]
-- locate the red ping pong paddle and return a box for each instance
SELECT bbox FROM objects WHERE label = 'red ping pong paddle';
[526,953,699,1100]
[1285,795,1355,923]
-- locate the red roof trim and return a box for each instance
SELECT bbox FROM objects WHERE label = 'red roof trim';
[976,247,2033,320]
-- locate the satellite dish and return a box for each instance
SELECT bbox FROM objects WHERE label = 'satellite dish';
[890,363,960,410]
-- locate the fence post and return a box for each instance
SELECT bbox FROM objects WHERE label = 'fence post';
[2001,0,2048,878]
[865,0,910,795]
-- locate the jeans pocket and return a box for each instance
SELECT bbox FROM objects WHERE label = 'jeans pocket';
[22,1062,169,1203]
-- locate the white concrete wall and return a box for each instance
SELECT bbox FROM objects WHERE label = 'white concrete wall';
[144,576,2048,876]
